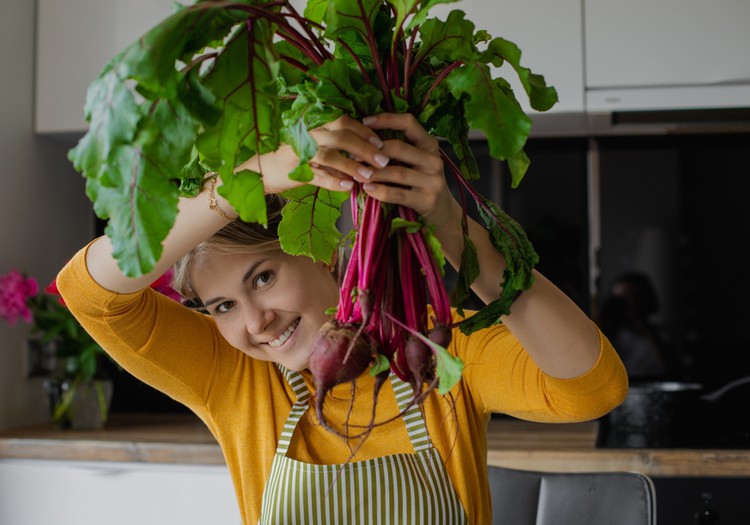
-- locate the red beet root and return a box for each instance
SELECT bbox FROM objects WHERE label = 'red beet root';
[309,320,373,433]
[404,335,436,396]
[428,323,452,349]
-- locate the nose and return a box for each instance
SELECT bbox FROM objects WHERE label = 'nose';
[243,303,275,336]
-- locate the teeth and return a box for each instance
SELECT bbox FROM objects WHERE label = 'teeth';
[268,318,300,348]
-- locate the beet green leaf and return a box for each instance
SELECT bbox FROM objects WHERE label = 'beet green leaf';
[457,197,539,334]
[279,185,349,264]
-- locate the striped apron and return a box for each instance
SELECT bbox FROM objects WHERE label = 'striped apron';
[258,366,469,524]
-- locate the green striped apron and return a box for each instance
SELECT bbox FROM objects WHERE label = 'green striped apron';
[258,366,469,524]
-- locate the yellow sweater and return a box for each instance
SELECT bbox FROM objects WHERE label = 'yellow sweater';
[57,243,628,524]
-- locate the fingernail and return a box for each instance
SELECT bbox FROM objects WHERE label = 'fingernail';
[363,183,377,192]
[339,180,354,190]
[368,136,384,149]
[373,153,389,168]
[357,167,373,179]
[362,116,377,126]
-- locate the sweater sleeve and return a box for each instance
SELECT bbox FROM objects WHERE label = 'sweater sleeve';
[454,311,629,423]
[56,241,236,422]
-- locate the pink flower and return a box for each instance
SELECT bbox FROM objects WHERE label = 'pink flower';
[1,266,182,329]
[44,279,66,306]
[0,270,39,325]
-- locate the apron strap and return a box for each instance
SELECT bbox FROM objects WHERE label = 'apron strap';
[275,365,433,455]
[275,366,311,456]
[390,374,433,452]
[278,365,311,403]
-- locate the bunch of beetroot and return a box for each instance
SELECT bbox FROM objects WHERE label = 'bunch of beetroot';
[308,183,460,435]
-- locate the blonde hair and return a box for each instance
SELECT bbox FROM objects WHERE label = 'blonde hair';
[172,195,284,302]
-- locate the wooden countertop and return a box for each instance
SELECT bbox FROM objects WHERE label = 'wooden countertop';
[0,414,224,465]
[486,419,750,477]
[2,414,750,476]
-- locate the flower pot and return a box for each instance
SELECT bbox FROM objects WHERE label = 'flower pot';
[43,378,113,430]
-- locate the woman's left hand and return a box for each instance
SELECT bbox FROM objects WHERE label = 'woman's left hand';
[356,113,461,235]
[360,115,606,381]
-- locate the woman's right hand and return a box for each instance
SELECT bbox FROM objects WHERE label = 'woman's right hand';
[237,115,390,195]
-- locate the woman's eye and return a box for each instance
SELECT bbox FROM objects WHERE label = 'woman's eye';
[254,270,274,289]
[214,300,235,314]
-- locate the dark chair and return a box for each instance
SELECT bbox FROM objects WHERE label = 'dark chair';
[488,466,657,525]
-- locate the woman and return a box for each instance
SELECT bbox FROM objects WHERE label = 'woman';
[57,113,628,524]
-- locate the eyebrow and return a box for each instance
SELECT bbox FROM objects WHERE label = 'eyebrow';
[201,258,267,307]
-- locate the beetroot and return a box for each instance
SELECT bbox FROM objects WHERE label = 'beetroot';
[307,182,466,445]
[428,323,452,350]
[404,335,436,396]
[308,320,373,434]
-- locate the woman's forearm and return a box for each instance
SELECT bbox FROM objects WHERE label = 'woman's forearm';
[439,207,601,379]
[500,271,601,379]
[86,181,235,294]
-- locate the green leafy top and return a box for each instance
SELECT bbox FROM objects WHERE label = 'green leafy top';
[68,0,557,333]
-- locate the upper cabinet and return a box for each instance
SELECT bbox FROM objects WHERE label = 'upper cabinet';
[35,0,750,134]
[35,0,583,135]
[35,0,174,133]
[584,0,750,111]
[430,0,585,114]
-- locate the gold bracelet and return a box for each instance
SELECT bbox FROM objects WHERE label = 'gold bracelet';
[205,174,237,222]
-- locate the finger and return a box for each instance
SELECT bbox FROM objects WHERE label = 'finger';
[311,144,386,182]
[323,114,385,150]
[361,113,438,153]
[361,180,438,217]
[309,164,356,192]
[310,127,390,178]
[312,114,387,170]
[378,139,443,175]
[367,164,443,195]
[361,168,442,214]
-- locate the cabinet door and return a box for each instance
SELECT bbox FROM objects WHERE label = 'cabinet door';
[584,0,750,111]
[0,459,241,525]
[35,0,175,133]
[36,0,582,134]
[430,0,584,113]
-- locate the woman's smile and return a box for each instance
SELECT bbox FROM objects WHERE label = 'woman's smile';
[265,317,301,349]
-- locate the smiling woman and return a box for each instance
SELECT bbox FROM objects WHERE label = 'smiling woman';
[170,195,339,373]
[56,113,627,524]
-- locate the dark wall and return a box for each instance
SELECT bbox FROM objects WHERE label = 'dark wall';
[598,133,750,386]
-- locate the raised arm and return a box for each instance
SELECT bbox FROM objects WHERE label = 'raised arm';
[85,116,388,293]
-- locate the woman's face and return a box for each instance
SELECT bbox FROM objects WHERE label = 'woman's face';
[190,250,339,371]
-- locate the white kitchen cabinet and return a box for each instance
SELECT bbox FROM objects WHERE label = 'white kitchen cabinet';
[40,0,748,129]
[584,0,750,111]
[430,0,585,113]
[0,459,241,525]
[35,0,582,135]
[35,0,175,133]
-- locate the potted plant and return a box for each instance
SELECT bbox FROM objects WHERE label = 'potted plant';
[0,269,181,429]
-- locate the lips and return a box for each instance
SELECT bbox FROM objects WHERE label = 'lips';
[267,317,301,348]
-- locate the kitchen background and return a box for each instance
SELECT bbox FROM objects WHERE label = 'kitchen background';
[1,0,749,521]
[3,0,750,425]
